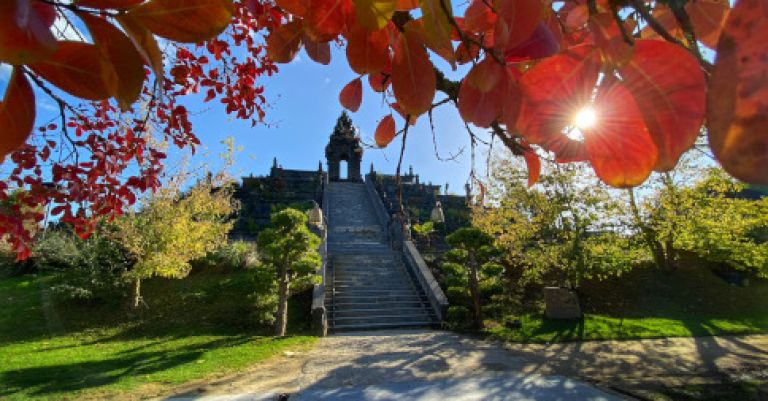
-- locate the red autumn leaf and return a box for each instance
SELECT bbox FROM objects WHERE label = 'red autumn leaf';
[391,26,436,117]
[303,33,331,64]
[406,18,456,67]
[277,0,308,15]
[501,67,522,131]
[518,45,601,144]
[29,41,112,100]
[0,0,57,64]
[368,67,391,92]
[375,114,396,147]
[126,0,234,43]
[305,0,353,42]
[458,80,503,128]
[80,14,146,109]
[463,0,496,35]
[620,40,706,172]
[685,0,729,49]
[504,22,560,62]
[565,4,589,30]
[117,13,164,77]
[346,24,390,74]
[339,78,363,112]
[521,145,541,187]
[584,78,658,188]
[395,0,418,11]
[266,19,304,63]
[0,68,35,160]
[75,0,145,9]
[493,0,542,50]
[391,102,416,125]
[708,0,768,185]
[455,41,480,64]
[465,56,505,92]
[589,13,633,68]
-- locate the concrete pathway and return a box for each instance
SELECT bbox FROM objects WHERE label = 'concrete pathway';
[161,330,625,401]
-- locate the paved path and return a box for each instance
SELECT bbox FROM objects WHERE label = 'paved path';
[158,331,768,401]
[160,330,625,401]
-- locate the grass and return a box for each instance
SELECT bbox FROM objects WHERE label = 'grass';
[489,261,768,343]
[0,269,317,401]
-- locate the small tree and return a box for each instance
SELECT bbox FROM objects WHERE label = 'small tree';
[257,208,321,336]
[444,227,502,330]
[116,179,236,308]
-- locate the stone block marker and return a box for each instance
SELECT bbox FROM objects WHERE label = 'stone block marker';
[544,287,582,319]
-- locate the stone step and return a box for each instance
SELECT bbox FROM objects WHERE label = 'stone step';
[327,300,428,309]
[334,289,417,297]
[331,295,429,303]
[331,321,437,332]
[330,316,436,328]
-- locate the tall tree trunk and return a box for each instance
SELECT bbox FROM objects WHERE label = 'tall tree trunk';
[275,266,290,336]
[131,278,141,309]
[627,188,668,270]
[468,256,484,330]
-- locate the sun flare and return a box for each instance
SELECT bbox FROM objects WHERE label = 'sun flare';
[574,106,597,130]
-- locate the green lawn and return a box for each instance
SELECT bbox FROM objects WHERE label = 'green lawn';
[0,270,316,401]
[490,262,768,343]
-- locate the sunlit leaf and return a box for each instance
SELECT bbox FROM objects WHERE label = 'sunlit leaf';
[493,0,542,50]
[266,19,304,63]
[368,65,391,92]
[305,0,353,42]
[521,143,540,187]
[685,0,729,49]
[375,114,396,147]
[585,78,657,188]
[465,56,504,92]
[353,0,396,31]
[463,0,496,35]
[303,34,331,64]
[81,13,145,109]
[0,68,35,160]
[458,79,503,128]
[708,0,768,184]
[391,26,436,117]
[503,22,560,62]
[620,40,706,172]
[589,13,633,68]
[29,41,112,100]
[277,0,308,15]
[117,13,164,77]
[395,0,418,11]
[127,0,234,43]
[501,67,522,131]
[420,0,456,66]
[0,0,57,65]
[346,24,389,74]
[339,77,363,112]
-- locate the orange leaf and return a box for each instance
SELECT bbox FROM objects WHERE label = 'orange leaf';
[521,144,540,187]
[391,102,417,125]
[458,80,503,128]
[585,78,657,188]
[346,24,390,74]
[501,67,522,131]
[126,0,233,43]
[493,0,542,50]
[589,12,633,68]
[368,66,391,92]
[81,14,145,109]
[305,0,353,42]
[339,78,363,112]
[374,114,396,147]
[29,42,112,100]
[391,26,436,117]
[463,0,496,35]
[0,0,57,64]
[0,67,35,160]
[117,13,164,77]
[465,56,504,92]
[303,33,331,64]
[708,0,768,184]
[685,0,729,49]
[420,0,456,66]
[395,0,418,11]
[266,20,304,63]
[620,40,706,172]
[75,0,145,9]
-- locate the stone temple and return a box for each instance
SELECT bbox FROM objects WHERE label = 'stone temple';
[232,112,470,239]
[232,112,470,333]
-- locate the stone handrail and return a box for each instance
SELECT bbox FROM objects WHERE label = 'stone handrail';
[363,173,448,322]
[364,173,391,236]
[403,240,449,321]
[311,172,329,337]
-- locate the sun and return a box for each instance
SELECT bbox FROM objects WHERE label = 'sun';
[573,106,598,130]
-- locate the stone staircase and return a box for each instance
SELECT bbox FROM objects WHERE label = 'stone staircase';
[325,181,438,332]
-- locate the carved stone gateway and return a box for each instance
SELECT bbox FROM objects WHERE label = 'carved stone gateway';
[543,287,582,319]
[325,112,363,182]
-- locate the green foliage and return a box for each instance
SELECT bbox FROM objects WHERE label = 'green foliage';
[196,240,259,270]
[116,178,237,306]
[411,221,434,239]
[257,208,321,335]
[446,306,472,330]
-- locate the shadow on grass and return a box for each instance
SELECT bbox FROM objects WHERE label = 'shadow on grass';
[0,335,254,398]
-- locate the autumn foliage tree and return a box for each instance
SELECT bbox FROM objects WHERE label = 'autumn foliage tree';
[1,0,767,260]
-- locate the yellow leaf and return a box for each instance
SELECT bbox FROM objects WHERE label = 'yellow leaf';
[353,0,396,30]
